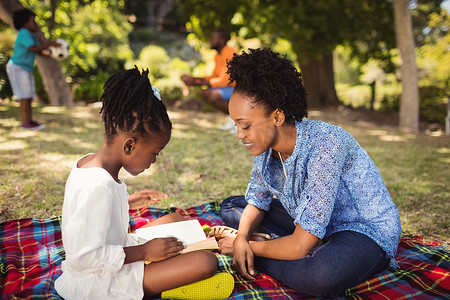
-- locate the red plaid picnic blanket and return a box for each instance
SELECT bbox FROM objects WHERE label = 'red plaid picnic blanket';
[1,202,449,299]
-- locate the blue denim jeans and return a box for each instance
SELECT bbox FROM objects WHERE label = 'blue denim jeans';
[220,196,390,297]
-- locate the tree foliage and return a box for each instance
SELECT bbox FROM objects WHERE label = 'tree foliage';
[417,8,450,95]
[180,0,399,107]
[68,0,133,78]
[8,0,134,102]
[181,1,397,62]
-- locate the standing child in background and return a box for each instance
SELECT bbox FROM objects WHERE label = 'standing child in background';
[54,67,234,300]
[213,48,401,297]
[6,8,60,130]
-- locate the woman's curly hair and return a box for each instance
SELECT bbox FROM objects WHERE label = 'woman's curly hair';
[99,66,172,143]
[227,48,308,121]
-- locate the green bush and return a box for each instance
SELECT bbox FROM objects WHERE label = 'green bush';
[419,86,447,123]
[134,46,191,103]
[135,45,170,80]
[74,73,110,103]
[379,92,400,112]
[336,84,371,108]
[0,30,15,100]
[154,77,183,105]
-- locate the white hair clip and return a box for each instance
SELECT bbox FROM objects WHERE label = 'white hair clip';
[152,86,161,101]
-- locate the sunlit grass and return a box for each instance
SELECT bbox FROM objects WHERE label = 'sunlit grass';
[0,101,448,245]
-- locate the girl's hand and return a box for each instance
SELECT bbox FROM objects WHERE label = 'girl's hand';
[218,236,235,255]
[128,190,167,209]
[142,237,184,262]
[49,40,62,47]
[41,49,51,56]
[232,235,256,280]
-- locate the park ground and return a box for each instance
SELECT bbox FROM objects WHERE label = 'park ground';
[0,100,449,245]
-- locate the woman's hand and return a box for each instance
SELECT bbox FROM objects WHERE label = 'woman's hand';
[232,235,257,280]
[142,237,184,262]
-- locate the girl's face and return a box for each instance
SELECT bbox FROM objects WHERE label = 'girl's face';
[122,132,170,176]
[229,91,278,156]
[24,16,38,33]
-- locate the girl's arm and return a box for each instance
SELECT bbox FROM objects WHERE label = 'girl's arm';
[123,237,185,264]
[29,41,60,54]
[123,245,144,264]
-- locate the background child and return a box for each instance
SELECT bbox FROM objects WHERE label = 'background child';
[214,48,401,298]
[6,8,59,130]
[54,67,233,299]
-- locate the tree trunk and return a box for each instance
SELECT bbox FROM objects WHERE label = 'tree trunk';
[297,52,340,109]
[0,0,73,106]
[393,0,419,131]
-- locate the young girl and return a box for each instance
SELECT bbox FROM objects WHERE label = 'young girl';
[54,67,233,299]
[6,8,60,130]
[214,48,401,297]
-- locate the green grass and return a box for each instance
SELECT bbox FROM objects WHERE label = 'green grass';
[0,101,449,245]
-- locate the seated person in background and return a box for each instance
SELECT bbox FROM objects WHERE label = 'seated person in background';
[181,29,237,130]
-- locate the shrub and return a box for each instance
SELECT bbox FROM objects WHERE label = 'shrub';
[0,30,15,100]
[419,86,447,123]
[74,73,110,103]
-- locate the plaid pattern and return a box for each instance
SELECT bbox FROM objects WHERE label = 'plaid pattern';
[0,217,64,299]
[1,202,449,299]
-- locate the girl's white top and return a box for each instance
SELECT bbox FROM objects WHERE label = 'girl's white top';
[55,156,144,299]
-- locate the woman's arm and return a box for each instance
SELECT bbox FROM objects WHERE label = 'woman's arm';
[236,204,265,239]
[232,204,264,280]
[232,205,320,280]
[249,225,320,260]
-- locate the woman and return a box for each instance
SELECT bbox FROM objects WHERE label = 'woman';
[214,48,401,297]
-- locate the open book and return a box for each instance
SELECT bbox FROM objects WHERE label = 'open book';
[135,220,219,254]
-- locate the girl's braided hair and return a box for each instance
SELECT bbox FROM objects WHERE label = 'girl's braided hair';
[227,48,308,121]
[99,66,172,142]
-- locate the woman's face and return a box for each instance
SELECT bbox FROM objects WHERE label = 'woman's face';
[228,91,278,156]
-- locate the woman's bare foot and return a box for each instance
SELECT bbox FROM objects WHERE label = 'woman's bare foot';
[209,226,271,240]
[209,226,271,256]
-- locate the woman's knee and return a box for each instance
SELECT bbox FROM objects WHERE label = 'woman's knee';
[306,273,347,297]
[286,269,347,297]
[220,196,245,228]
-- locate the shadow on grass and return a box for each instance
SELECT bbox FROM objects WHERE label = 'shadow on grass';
[0,102,104,221]
[1,102,449,243]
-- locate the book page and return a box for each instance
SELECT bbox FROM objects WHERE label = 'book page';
[182,238,219,254]
[135,220,207,245]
